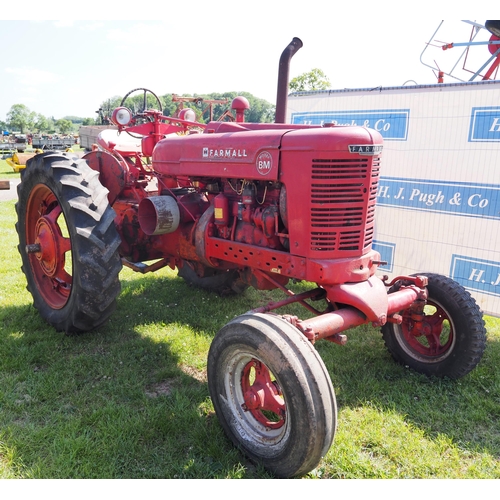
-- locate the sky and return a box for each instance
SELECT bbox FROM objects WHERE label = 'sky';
[0,2,496,122]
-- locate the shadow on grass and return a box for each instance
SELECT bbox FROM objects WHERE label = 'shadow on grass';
[0,272,275,478]
[316,322,500,462]
[1,266,499,478]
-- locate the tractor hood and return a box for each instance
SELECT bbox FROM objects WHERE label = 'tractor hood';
[152,125,287,181]
[152,122,383,182]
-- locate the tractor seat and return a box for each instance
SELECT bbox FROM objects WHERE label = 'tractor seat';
[96,129,142,155]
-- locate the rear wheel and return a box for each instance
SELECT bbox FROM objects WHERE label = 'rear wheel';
[16,152,122,332]
[208,313,337,478]
[178,262,247,295]
[382,273,487,378]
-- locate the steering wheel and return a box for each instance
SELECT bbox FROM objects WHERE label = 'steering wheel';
[118,88,164,138]
[120,87,163,119]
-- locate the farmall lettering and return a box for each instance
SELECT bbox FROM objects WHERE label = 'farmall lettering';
[203,147,248,159]
[349,144,383,155]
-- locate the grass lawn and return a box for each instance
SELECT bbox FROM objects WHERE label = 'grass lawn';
[0,157,499,479]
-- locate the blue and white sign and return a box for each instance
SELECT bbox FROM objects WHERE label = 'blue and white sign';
[468,106,500,142]
[290,109,410,140]
[288,81,500,316]
[372,240,395,272]
[450,255,500,297]
[377,177,500,220]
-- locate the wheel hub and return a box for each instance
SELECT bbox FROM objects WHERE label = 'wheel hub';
[404,305,452,357]
[25,184,72,309]
[241,359,285,429]
[34,217,60,276]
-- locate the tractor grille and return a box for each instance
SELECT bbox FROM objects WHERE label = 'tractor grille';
[309,157,380,253]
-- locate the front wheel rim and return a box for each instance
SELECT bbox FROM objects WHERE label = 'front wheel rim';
[224,352,289,445]
[398,300,455,361]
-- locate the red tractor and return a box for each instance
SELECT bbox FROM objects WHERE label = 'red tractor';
[16,38,487,478]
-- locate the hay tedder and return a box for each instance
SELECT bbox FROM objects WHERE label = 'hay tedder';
[15,38,487,477]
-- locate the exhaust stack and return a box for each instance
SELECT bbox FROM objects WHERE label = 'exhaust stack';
[275,37,303,124]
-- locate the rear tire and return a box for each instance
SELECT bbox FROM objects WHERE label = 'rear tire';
[208,313,337,478]
[178,262,247,295]
[381,273,486,378]
[16,152,122,332]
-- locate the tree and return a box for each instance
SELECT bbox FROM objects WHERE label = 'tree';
[239,92,274,123]
[96,96,122,124]
[160,92,274,124]
[63,116,84,124]
[55,119,74,135]
[98,90,275,125]
[160,94,178,117]
[7,104,36,133]
[289,68,331,92]
[34,113,51,133]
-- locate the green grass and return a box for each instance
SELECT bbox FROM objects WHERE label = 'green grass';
[1,171,499,478]
[0,156,21,181]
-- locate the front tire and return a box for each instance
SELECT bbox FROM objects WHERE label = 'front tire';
[381,273,487,378]
[208,313,337,478]
[15,152,123,332]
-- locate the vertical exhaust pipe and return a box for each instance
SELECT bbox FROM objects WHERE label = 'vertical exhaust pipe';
[275,37,303,124]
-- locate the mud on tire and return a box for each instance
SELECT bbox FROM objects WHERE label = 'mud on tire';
[208,313,337,478]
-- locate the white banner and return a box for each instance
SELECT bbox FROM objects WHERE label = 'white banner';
[288,81,500,317]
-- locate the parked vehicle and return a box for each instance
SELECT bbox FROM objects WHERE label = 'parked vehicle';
[31,134,75,150]
[15,37,486,478]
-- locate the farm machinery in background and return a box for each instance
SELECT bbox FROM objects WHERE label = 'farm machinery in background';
[78,94,230,151]
[0,133,27,154]
[422,19,500,83]
[2,134,35,172]
[15,37,487,478]
[31,134,77,151]
[4,135,78,172]
[5,152,37,172]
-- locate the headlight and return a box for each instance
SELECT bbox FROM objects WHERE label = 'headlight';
[178,108,196,122]
[111,107,133,126]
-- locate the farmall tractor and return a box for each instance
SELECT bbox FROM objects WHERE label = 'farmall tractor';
[16,38,487,478]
